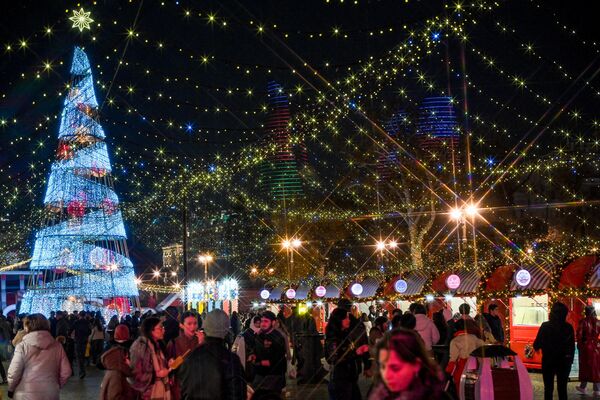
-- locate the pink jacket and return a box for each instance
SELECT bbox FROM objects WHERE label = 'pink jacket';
[414,314,440,350]
[7,330,72,400]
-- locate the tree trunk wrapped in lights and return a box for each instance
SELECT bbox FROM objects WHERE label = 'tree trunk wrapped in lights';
[20,47,138,315]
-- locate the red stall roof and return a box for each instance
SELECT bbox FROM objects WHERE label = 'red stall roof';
[484,264,518,292]
[559,255,599,289]
[590,263,600,289]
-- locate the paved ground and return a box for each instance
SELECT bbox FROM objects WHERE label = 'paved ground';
[0,361,597,399]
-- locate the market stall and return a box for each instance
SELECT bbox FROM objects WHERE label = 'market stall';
[430,269,480,317]
[385,271,429,313]
[508,263,554,369]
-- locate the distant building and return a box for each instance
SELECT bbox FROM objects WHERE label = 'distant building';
[162,244,183,278]
[415,96,460,157]
[260,81,305,201]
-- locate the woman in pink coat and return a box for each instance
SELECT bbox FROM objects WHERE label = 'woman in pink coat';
[7,313,72,400]
[576,306,600,396]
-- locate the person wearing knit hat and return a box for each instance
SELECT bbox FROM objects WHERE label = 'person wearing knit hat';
[99,324,136,400]
[203,309,231,338]
[178,310,246,399]
[114,324,130,342]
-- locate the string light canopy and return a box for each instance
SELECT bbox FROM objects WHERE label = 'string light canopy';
[0,1,598,295]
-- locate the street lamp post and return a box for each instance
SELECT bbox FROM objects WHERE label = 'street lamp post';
[449,204,480,261]
[198,254,213,281]
[281,237,302,281]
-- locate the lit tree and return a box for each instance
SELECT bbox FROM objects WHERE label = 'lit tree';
[20,47,138,315]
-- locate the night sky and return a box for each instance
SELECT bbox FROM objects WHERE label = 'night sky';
[1,0,598,278]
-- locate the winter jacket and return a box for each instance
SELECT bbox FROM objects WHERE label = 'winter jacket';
[577,316,600,382]
[448,331,484,362]
[482,313,504,343]
[167,333,201,400]
[414,314,440,351]
[7,330,72,400]
[533,319,575,366]
[99,345,136,400]
[72,318,91,344]
[253,329,287,377]
[325,323,369,383]
[178,337,246,400]
[129,336,169,398]
[0,318,12,342]
[55,318,70,338]
[446,331,484,393]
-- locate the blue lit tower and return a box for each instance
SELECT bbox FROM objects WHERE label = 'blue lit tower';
[415,97,460,156]
[377,110,409,181]
[260,81,304,201]
[20,47,138,315]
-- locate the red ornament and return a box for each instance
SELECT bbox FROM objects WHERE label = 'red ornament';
[66,200,86,218]
[101,198,116,215]
[57,142,73,160]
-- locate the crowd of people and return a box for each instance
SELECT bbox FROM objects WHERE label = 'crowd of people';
[0,299,597,399]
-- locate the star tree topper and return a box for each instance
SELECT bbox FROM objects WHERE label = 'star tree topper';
[69,8,94,32]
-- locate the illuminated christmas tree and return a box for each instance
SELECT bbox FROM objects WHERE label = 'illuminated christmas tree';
[260,81,304,202]
[20,47,138,315]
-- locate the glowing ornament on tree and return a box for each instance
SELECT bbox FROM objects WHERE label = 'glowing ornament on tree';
[315,285,327,297]
[351,283,363,296]
[394,279,408,294]
[66,199,86,219]
[446,274,461,290]
[286,288,296,299]
[515,269,531,287]
[260,289,270,300]
[101,198,116,215]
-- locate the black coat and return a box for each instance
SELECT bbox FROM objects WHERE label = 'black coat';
[483,313,504,343]
[56,318,70,338]
[178,337,246,400]
[72,318,91,343]
[533,319,575,365]
[325,319,369,383]
[253,329,287,377]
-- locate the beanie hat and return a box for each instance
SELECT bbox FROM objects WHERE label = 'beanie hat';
[261,311,277,321]
[114,324,130,342]
[203,309,230,339]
